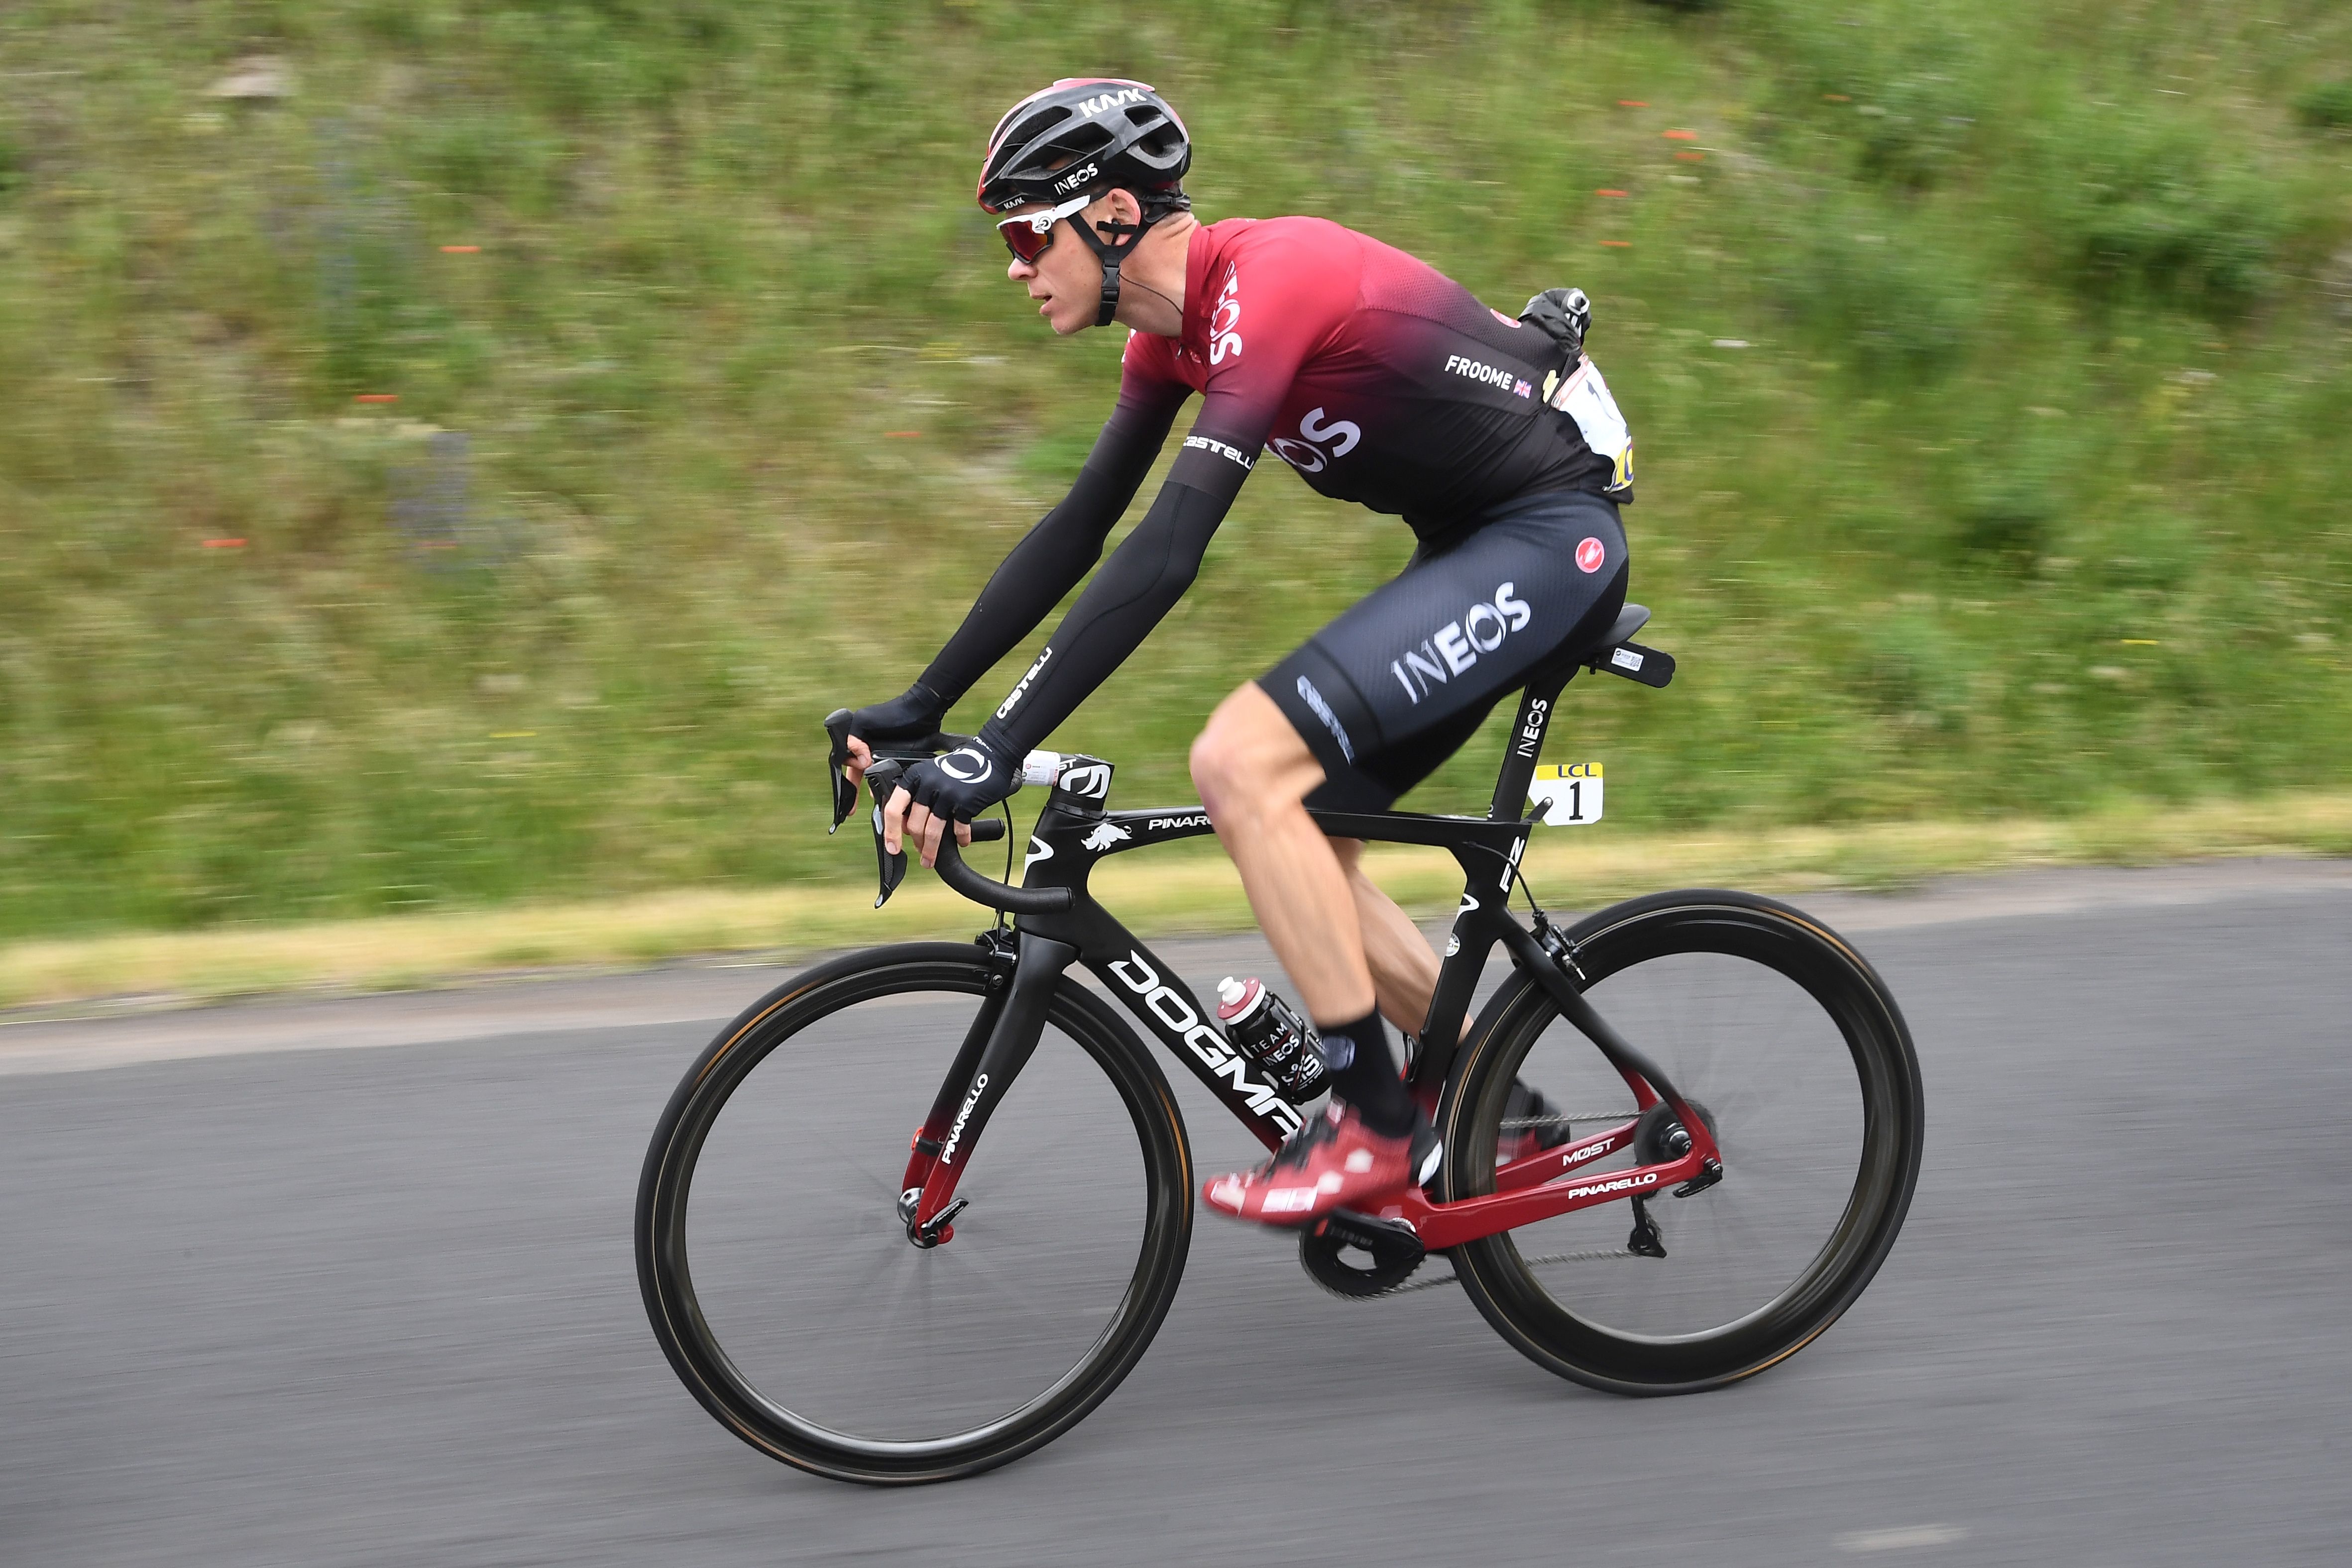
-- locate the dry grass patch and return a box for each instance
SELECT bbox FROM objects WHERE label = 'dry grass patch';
[4,793,2347,1012]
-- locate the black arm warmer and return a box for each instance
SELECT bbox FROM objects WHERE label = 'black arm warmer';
[976,478,1232,756]
[917,399,1180,705]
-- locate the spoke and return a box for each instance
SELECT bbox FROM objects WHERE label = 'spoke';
[932,1227,1054,1319]
[803,1124,903,1206]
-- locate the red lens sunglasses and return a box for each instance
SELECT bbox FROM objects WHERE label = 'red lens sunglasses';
[996,193,1093,265]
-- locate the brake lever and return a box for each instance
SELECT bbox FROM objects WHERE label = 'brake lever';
[858,753,1011,908]
[823,709,858,833]
[864,760,909,907]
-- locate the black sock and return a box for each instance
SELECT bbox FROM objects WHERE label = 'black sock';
[1315,1011,1416,1137]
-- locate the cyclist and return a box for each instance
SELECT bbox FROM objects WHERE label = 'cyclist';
[843,78,1633,1227]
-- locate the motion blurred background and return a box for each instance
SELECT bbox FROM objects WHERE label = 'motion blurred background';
[1,0,2348,950]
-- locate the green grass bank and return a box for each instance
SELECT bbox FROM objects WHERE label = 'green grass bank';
[1,0,2349,942]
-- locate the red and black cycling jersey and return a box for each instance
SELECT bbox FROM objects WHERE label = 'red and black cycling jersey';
[917,215,1622,761]
[1129,216,1615,536]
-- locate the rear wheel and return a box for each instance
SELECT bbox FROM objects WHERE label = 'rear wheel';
[637,942,1192,1483]
[1441,891,1923,1394]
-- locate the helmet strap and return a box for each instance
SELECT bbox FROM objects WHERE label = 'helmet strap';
[1074,212,1148,327]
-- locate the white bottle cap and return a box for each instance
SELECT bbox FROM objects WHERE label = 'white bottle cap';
[1215,976,1266,1023]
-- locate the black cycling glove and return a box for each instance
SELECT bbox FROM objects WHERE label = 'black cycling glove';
[896,724,1022,825]
[847,682,948,755]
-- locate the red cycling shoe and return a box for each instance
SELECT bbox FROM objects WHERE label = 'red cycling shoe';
[1203,1102,1441,1227]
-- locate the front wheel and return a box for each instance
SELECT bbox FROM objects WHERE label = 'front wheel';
[637,942,1193,1483]
[1440,891,1924,1394]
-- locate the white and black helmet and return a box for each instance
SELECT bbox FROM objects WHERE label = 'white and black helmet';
[978,78,1192,326]
[976,78,1191,215]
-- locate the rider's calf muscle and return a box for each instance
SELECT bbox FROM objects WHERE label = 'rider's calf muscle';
[1336,838,1448,1038]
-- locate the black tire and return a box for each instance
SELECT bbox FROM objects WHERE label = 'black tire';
[636,942,1192,1483]
[1440,891,1923,1394]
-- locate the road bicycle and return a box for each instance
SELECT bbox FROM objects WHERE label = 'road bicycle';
[636,604,1925,1484]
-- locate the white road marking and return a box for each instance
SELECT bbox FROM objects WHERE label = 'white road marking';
[1838,1524,1968,1552]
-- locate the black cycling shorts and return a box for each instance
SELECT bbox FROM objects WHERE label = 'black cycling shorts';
[1261,489,1628,812]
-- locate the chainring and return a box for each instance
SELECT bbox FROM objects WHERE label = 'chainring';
[1298,1211,1428,1299]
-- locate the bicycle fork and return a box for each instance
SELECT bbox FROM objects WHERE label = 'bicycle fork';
[897,932,1077,1247]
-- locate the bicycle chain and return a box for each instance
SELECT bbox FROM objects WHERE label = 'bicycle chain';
[1498,1111,1626,1130]
[1321,1246,1652,1301]
[1320,1110,1650,1301]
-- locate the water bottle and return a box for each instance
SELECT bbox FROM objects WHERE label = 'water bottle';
[1215,977,1330,1104]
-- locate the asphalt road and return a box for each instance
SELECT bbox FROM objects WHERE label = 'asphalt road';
[3,861,2349,1566]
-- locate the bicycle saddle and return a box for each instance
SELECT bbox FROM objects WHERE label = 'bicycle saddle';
[1581,602,1673,689]
[1602,603,1650,645]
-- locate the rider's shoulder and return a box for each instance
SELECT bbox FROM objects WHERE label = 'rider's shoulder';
[1204,216,1374,309]
[1120,325,1183,375]
[1212,213,1371,261]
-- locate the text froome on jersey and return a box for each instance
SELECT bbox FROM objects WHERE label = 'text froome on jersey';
[1444,354,1531,396]
[1108,950,1303,1136]
[1389,582,1535,704]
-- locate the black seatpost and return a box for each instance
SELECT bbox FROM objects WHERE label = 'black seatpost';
[1488,666,1577,822]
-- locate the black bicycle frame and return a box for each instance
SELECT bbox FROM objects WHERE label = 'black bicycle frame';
[890,647,1718,1246]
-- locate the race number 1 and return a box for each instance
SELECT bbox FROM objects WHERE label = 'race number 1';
[1527,762,1604,826]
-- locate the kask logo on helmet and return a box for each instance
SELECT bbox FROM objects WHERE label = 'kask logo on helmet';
[1076,87,1147,120]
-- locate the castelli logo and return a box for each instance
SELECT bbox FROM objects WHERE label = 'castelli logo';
[1575,536,1606,574]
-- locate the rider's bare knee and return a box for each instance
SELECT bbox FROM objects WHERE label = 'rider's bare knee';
[1189,714,1247,818]
[1193,693,1286,820]
[1194,686,1325,828]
